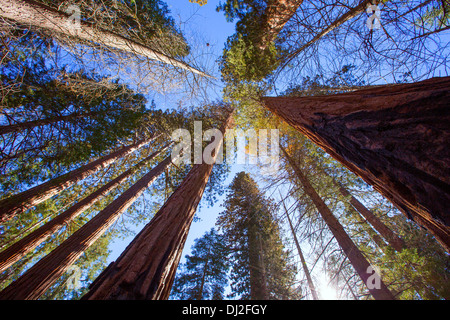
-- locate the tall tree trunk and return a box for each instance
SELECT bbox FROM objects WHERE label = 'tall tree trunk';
[197,251,210,300]
[248,225,268,300]
[0,0,211,78]
[314,161,406,252]
[281,198,319,300]
[349,206,388,251]
[0,145,169,273]
[0,155,172,300]
[281,146,395,300]
[82,112,233,300]
[0,111,100,135]
[264,77,450,252]
[0,136,156,224]
[337,184,406,252]
[280,0,371,67]
[257,0,303,50]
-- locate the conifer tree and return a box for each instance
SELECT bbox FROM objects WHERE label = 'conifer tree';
[0,154,172,299]
[217,171,298,300]
[170,228,230,300]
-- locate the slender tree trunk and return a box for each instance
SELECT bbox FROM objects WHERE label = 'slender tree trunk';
[82,112,233,300]
[350,206,388,251]
[0,145,169,273]
[281,199,319,300]
[248,225,268,300]
[281,146,395,300]
[0,0,211,78]
[0,111,100,135]
[257,0,303,50]
[281,0,371,67]
[337,184,406,252]
[314,161,405,252]
[0,136,156,224]
[0,155,172,300]
[264,77,450,252]
[197,253,210,300]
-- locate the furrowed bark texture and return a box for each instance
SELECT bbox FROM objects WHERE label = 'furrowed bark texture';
[0,146,168,273]
[264,77,450,252]
[0,156,171,300]
[0,0,211,78]
[258,0,303,50]
[82,113,233,300]
[282,146,395,300]
[0,136,155,224]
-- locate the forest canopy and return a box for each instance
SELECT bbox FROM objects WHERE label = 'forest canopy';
[0,0,448,301]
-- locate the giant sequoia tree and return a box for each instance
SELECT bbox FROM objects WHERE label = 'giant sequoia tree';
[263,77,450,252]
[82,109,233,300]
[0,0,448,301]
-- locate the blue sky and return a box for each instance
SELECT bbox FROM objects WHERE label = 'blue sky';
[106,0,238,262]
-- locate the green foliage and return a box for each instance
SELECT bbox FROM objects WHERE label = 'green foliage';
[217,0,283,86]
[0,64,151,194]
[38,0,190,57]
[282,65,365,97]
[170,228,230,300]
[220,34,280,84]
[373,215,450,300]
[421,0,450,28]
[216,171,299,299]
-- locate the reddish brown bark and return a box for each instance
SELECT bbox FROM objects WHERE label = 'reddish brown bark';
[0,136,156,224]
[257,0,303,50]
[263,77,450,252]
[281,146,395,300]
[0,155,171,300]
[0,146,168,273]
[82,112,233,300]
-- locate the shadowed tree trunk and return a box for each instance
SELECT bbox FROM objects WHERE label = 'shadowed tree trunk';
[0,0,211,78]
[281,197,319,300]
[197,251,210,300]
[0,145,170,273]
[281,146,395,300]
[337,184,406,252]
[0,136,156,224]
[349,206,388,251]
[0,155,172,300]
[264,77,450,252]
[82,111,233,300]
[248,225,268,300]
